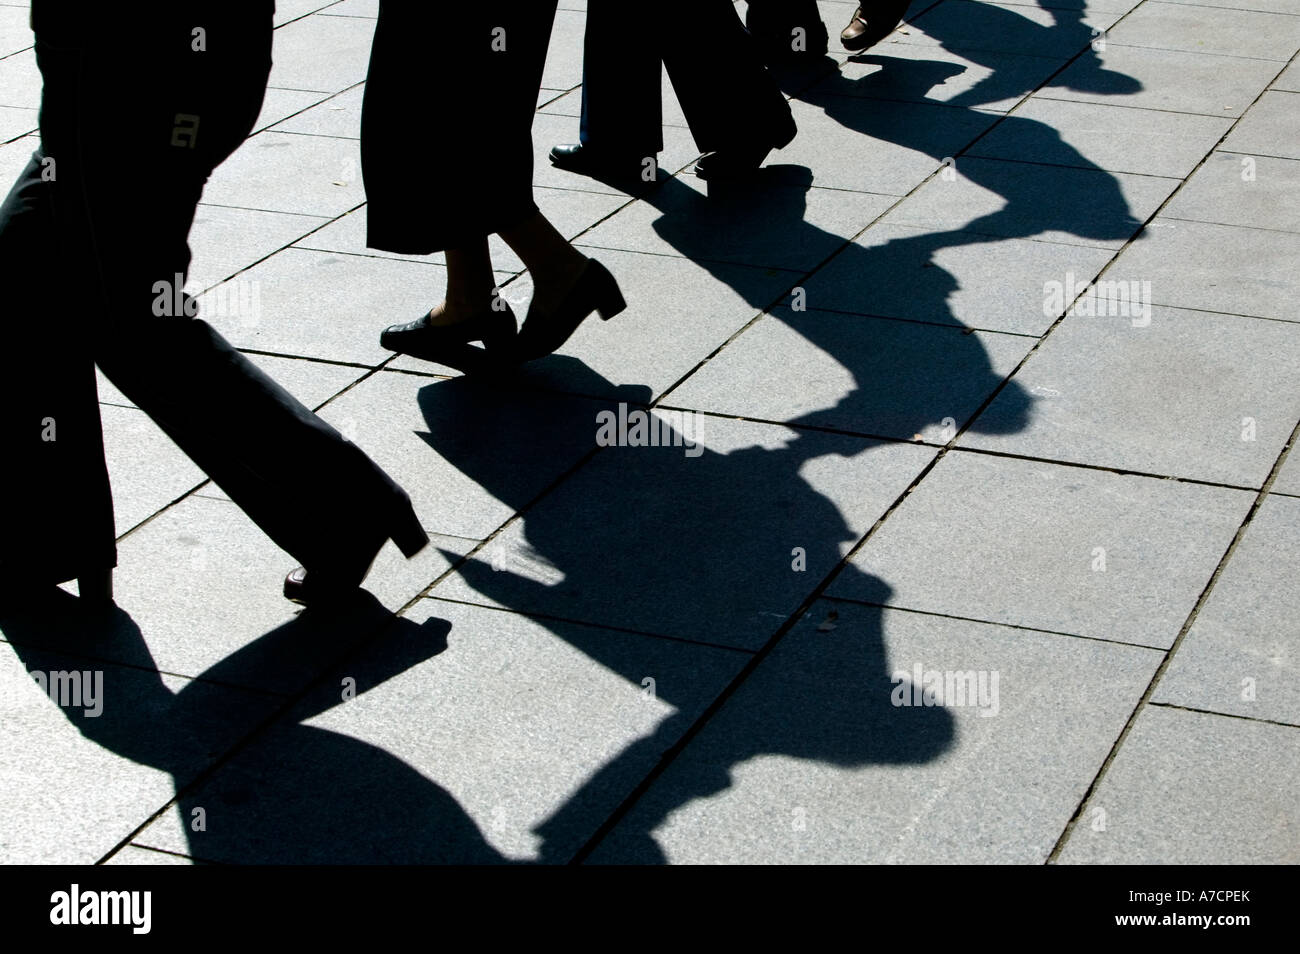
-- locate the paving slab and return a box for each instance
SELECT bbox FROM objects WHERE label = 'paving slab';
[775,95,1001,195]
[100,404,208,533]
[0,102,35,142]
[1105,1,1300,63]
[829,450,1254,647]
[967,98,1232,179]
[883,155,1169,248]
[666,306,1034,441]
[1155,0,1300,13]
[575,169,893,272]
[588,600,1160,863]
[275,0,342,27]
[253,87,334,134]
[268,11,374,93]
[185,204,331,292]
[104,847,197,865]
[1037,46,1279,117]
[202,131,365,218]
[962,306,1300,486]
[899,0,1122,60]
[808,44,1067,113]
[798,221,1116,336]
[197,247,446,365]
[320,0,378,17]
[1273,446,1300,497]
[0,47,38,110]
[0,6,30,59]
[270,84,364,139]
[1104,218,1300,322]
[0,133,35,189]
[1274,60,1300,93]
[0,615,277,863]
[1161,150,1300,232]
[1153,494,1300,726]
[315,368,627,540]
[132,598,749,863]
[433,416,937,649]
[1220,89,1300,160]
[1057,705,1300,863]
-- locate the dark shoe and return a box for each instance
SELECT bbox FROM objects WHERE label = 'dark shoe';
[694,112,797,181]
[549,142,651,182]
[284,495,428,606]
[379,301,517,374]
[514,258,626,362]
[841,1,910,52]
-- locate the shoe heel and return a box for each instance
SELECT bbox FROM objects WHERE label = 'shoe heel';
[591,262,627,321]
[388,499,429,559]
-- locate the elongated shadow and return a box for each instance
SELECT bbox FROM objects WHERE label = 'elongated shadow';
[2,591,505,863]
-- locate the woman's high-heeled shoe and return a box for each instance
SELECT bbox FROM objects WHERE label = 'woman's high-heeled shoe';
[514,258,626,362]
[379,301,518,374]
[282,494,429,606]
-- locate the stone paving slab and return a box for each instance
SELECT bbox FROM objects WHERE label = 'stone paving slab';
[828,450,1254,647]
[197,247,450,366]
[1036,46,1279,117]
[588,600,1161,863]
[820,43,1067,113]
[104,846,196,865]
[270,84,364,139]
[0,102,34,142]
[132,598,750,863]
[575,169,894,272]
[267,12,375,93]
[898,0,1122,60]
[966,98,1232,179]
[881,155,1171,248]
[433,416,937,649]
[0,6,29,59]
[1057,705,1300,863]
[186,204,331,292]
[202,131,364,218]
[1156,0,1300,13]
[1273,446,1300,497]
[1274,59,1300,92]
[1220,89,1300,160]
[253,87,333,134]
[961,306,1300,487]
[1104,218,1300,322]
[798,221,1116,336]
[1161,151,1300,232]
[100,405,207,534]
[665,306,1034,441]
[1153,494,1300,726]
[0,612,279,863]
[0,48,38,110]
[1105,1,1300,63]
[776,95,1001,195]
[314,369,625,540]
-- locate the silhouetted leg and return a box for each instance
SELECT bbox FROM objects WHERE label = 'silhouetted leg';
[0,157,117,590]
[660,0,795,154]
[577,0,665,157]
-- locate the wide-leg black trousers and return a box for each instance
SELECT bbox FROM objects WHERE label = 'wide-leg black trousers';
[0,3,420,589]
[361,2,560,255]
[578,0,796,157]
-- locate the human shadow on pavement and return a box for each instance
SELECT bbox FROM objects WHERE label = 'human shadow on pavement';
[2,590,506,863]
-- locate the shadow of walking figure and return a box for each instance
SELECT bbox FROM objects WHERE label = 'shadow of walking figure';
[3,594,507,863]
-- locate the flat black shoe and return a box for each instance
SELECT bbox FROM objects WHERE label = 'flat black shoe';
[284,494,429,606]
[380,301,517,374]
[549,142,651,182]
[694,113,797,181]
[514,258,626,362]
